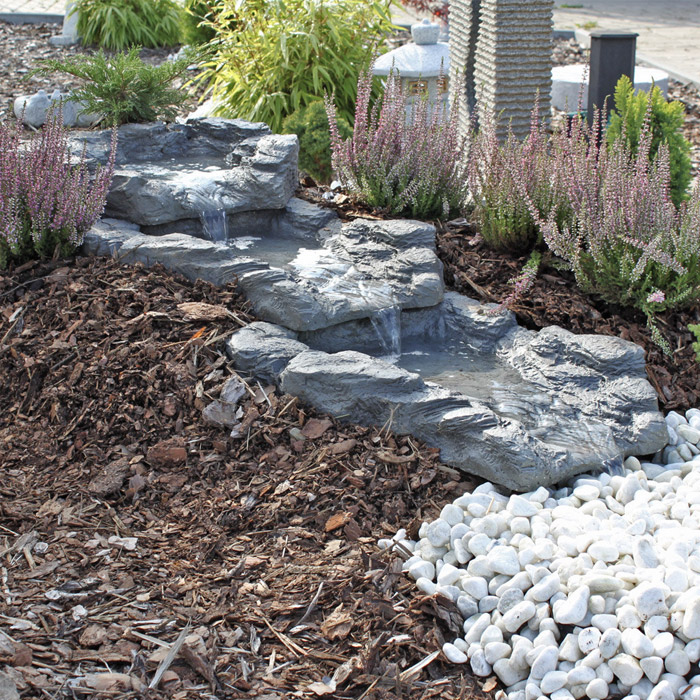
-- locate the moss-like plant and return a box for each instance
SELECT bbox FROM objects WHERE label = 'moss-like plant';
[72,0,182,50]
[197,0,394,133]
[282,101,351,184]
[33,48,194,125]
[607,75,692,208]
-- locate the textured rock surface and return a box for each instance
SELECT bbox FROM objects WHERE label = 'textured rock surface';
[227,293,667,491]
[82,215,443,331]
[70,118,298,227]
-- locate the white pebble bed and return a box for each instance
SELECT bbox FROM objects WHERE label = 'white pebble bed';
[380,408,700,700]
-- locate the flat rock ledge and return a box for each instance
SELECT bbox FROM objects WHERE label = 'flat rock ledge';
[82,214,444,331]
[69,118,299,228]
[226,294,667,492]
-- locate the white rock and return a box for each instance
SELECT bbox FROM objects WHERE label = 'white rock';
[508,495,540,517]
[416,577,436,595]
[617,604,642,630]
[443,642,468,663]
[469,533,492,556]
[683,598,700,638]
[408,560,435,581]
[585,678,609,699]
[664,648,690,675]
[437,563,462,586]
[677,424,700,444]
[540,670,567,694]
[529,573,560,602]
[631,583,668,620]
[567,665,596,685]
[470,648,492,676]
[686,638,700,663]
[493,658,529,687]
[457,595,479,619]
[608,654,643,686]
[503,601,536,633]
[426,519,451,547]
[621,628,654,659]
[553,586,590,626]
[644,616,669,638]
[588,541,618,562]
[441,503,465,526]
[647,680,674,700]
[461,575,488,600]
[530,645,559,679]
[578,627,602,654]
[652,632,674,658]
[489,546,521,576]
[639,655,663,683]
[591,614,618,631]
[599,628,622,659]
[484,641,512,665]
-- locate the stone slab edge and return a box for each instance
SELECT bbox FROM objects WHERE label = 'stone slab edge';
[0,12,63,23]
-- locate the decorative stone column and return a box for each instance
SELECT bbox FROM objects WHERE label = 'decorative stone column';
[448,0,481,135]
[449,0,553,139]
[474,0,553,139]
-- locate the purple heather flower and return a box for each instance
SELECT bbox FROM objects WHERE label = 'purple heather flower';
[646,290,666,304]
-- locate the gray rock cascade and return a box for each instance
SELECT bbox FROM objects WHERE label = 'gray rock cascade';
[84,214,444,331]
[227,294,667,492]
[70,118,299,228]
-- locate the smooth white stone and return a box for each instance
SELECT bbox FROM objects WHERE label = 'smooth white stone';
[461,576,488,600]
[508,495,540,517]
[646,680,674,700]
[679,444,695,462]
[664,649,690,675]
[443,642,468,663]
[621,628,654,659]
[503,601,536,633]
[524,682,541,700]
[597,661,614,683]
[426,519,451,547]
[416,577,436,595]
[580,649,604,669]
[481,625,504,646]
[453,638,469,653]
[437,563,461,586]
[582,573,624,594]
[436,583,460,601]
[608,653,643,686]
[464,614,491,644]
[457,595,479,619]
[591,614,621,633]
[488,546,521,576]
[578,627,602,654]
[644,616,669,638]
[588,541,618,562]
[553,585,590,626]
[585,678,609,699]
[666,411,687,429]
[589,595,606,615]
[686,638,700,662]
[567,665,596,685]
[469,533,492,556]
[510,517,531,535]
[631,583,668,620]
[573,484,601,502]
[632,538,659,569]
[617,604,642,630]
[484,641,511,665]
[453,539,472,564]
[529,573,560,602]
[683,598,700,638]
[498,588,525,614]
[599,627,622,659]
[470,648,492,676]
[540,670,567,694]
[450,522,470,542]
[441,503,465,526]
[408,560,436,581]
[652,632,674,658]
[468,556,494,578]
[493,658,529,687]
[559,634,583,663]
[530,645,559,679]
[479,596,499,613]
[677,424,700,444]
[639,655,663,683]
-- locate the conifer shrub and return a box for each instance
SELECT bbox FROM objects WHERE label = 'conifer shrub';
[34,49,194,126]
[327,65,468,220]
[282,101,351,184]
[607,75,692,208]
[0,110,116,269]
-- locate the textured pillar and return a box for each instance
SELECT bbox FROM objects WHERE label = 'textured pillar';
[449,0,482,135]
[473,0,553,139]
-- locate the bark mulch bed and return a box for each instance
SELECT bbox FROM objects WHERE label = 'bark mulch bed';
[0,256,494,699]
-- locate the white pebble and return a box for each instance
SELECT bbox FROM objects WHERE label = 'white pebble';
[540,670,567,694]
[443,642,468,663]
[553,586,590,626]
[426,519,451,547]
[585,678,609,699]
[608,654,643,686]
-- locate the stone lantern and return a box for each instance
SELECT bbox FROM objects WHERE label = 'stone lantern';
[372,19,451,116]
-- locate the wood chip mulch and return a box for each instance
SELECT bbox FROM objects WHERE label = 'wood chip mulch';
[0,256,496,699]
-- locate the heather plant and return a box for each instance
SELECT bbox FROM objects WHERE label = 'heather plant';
[33,48,195,125]
[468,102,571,253]
[72,0,182,50]
[537,107,700,350]
[326,66,468,220]
[607,75,692,208]
[0,109,116,269]
[282,101,352,184]
[197,0,393,133]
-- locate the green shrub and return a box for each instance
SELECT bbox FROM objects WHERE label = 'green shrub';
[72,0,182,50]
[33,48,194,125]
[180,0,219,46]
[282,101,351,184]
[607,75,692,208]
[690,324,700,362]
[198,0,394,133]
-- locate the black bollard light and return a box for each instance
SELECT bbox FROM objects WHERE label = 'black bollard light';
[587,30,638,126]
